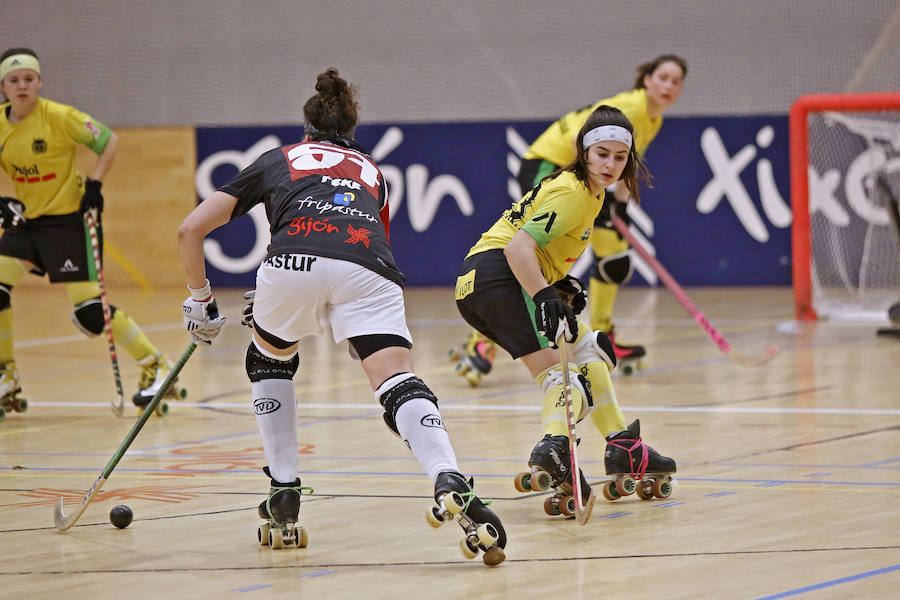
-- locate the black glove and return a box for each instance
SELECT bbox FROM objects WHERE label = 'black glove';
[533,286,578,347]
[79,179,104,223]
[0,197,25,229]
[552,275,587,315]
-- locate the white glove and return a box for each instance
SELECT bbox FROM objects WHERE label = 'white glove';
[182,280,227,345]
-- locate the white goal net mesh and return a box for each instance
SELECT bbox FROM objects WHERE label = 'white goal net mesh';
[807,110,900,320]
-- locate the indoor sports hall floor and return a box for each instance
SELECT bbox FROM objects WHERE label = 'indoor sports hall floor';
[1,286,898,599]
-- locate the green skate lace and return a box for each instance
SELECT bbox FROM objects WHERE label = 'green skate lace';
[265,484,314,521]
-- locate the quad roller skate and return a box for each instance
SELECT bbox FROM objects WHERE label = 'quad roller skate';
[257,466,313,549]
[0,362,27,421]
[426,471,506,566]
[514,434,595,520]
[607,326,645,376]
[448,331,496,387]
[602,419,676,501]
[132,353,187,416]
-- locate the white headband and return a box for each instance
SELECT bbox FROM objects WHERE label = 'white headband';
[582,125,632,150]
[0,54,41,80]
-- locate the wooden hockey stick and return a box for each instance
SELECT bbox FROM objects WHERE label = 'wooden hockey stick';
[558,334,595,525]
[53,342,197,532]
[612,215,778,366]
[84,213,125,417]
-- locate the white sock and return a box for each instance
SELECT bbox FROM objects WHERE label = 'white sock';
[252,379,298,483]
[395,396,460,484]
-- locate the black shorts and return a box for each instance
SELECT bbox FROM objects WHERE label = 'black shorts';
[455,249,550,359]
[0,213,97,283]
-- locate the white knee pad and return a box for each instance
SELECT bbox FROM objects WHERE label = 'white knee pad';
[572,329,617,371]
[539,365,593,422]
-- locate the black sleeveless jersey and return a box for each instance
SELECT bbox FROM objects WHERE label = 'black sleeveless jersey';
[219,140,404,286]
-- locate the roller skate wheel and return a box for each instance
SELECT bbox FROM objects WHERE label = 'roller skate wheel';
[175,387,187,400]
[153,402,169,417]
[443,491,465,515]
[513,471,532,493]
[530,470,553,492]
[653,478,673,499]
[602,481,621,501]
[543,496,561,516]
[258,523,270,545]
[296,525,308,548]
[464,371,482,387]
[475,523,499,547]
[616,476,636,496]
[635,482,653,500]
[447,348,462,362]
[269,527,284,549]
[11,397,26,412]
[459,539,478,560]
[426,506,445,528]
[559,495,576,518]
[482,546,506,566]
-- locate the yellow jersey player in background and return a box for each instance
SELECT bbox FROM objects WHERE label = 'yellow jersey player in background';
[454,105,676,514]
[0,47,182,414]
[451,54,687,384]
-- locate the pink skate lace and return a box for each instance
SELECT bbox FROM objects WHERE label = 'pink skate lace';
[607,437,649,479]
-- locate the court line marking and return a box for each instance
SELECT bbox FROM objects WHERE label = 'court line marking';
[753,563,900,599]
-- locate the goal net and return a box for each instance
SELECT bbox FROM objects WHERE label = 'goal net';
[791,93,900,321]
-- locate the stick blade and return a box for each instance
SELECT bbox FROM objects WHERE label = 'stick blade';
[728,345,779,367]
[110,395,125,417]
[53,497,73,531]
[53,475,106,533]
[575,490,595,526]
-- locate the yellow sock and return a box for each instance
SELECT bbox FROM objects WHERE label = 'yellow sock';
[583,360,627,437]
[110,310,158,361]
[0,308,13,363]
[589,277,618,332]
[536,364,584,437]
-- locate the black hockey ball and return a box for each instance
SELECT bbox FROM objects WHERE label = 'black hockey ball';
[109,504,133,529]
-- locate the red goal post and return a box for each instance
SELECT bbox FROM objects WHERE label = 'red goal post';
[790,92,900,321]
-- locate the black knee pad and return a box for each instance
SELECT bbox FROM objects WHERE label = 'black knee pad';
[245,342,299,382]
[70,297,114,336]
[593,250,633,285]
[0,284,11,311]
[593,331,617,369]
[378,374,439,436]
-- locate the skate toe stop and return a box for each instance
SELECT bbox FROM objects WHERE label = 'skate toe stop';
[482,546,506,566]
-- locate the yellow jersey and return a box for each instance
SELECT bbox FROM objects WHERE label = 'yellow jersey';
[0,97,112,218]
[523,88,662,165]
[467,170,604,285]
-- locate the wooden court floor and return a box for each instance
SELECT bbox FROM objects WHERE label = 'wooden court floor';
[1,285,898,599]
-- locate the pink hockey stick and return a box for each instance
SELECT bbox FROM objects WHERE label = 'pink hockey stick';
[612,215,778,366]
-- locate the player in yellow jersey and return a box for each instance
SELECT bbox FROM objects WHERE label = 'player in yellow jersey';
[455,106,676,510]
[452,55,687,382]
[0,48,182,413]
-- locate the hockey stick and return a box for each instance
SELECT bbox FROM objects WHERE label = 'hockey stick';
[53,342,197,532]
[612,215,778,366]
[84,212,125,417]
[558,334,595,525]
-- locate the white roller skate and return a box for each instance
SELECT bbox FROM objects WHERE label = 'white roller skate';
[0,361,27,420]
[257,467,312,549]
[132,353,186,416]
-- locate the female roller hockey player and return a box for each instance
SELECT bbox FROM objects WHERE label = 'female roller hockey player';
[177,68,506,565]
[0,47,180,414]
[455,105,676,513]
[452,55,687,383]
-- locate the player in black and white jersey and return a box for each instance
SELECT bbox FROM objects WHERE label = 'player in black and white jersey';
[176,69,506,564]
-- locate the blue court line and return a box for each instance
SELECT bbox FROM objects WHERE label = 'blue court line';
[753,563,900,599]
[230,584,272,593]
[595,512,631,519]
[652,501,683,508]
[855,456,900,467]
[298,570,337,578]
[705,491,736,497]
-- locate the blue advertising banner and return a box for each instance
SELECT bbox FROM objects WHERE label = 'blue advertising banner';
[195,115,792,288]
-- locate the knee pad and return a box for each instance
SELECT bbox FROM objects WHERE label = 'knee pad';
[0,283,11,311]
[593,249,633,285]
[376,373,439,436]
[70,297,113,336]
[245,341,299,382]
[572,329,617,370]
[539,365,593,422]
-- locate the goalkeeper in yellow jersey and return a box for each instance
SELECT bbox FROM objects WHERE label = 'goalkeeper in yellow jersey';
[455,105,676,510]
[0,48,182,413]
[452,55,687,384]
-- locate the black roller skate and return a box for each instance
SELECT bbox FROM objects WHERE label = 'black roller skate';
[514,435,595,521]
[608,326,645,375]
[257,466,313,549]
[0,361,27,421]
[603,419,676,501]
[132,353,187,416]
[426,471,506,566]
[448,331,496,387]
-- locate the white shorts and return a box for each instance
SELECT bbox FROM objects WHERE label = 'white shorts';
[252,255,412,345]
